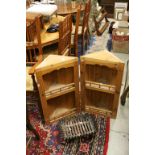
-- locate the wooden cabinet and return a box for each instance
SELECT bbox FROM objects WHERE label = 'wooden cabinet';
[80,51,124,118]
[35,55,79,123]
[35,51,124,123]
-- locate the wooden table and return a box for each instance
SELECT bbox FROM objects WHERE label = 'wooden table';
[26,12,65,47]
[56,2,85,15]
[40,15,65,47]
[26,12,42,21]
[26,2,84,47]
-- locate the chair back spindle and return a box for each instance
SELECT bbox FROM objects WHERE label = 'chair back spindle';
[26,16,43,66]
[58,14,72,56]
[73,5,81,57]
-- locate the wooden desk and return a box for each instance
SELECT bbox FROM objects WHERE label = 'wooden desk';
[57,2,85,15]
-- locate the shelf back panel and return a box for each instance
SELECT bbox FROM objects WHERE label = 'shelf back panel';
[85,64,117,85]
[42,67,74,92]
[47,92,76,121]
[85,89,114,112]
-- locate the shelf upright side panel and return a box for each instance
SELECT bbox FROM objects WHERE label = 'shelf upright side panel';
[74,60,80,112]
[35,71,51,123]
[80,59,86,111]
[112,63,125,118]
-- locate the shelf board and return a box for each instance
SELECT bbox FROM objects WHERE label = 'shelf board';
[45,83,75,100]
[49,108,77,123]
[85,105,112,116]
[85,81,116,94]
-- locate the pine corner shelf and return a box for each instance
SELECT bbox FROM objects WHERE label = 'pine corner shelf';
[35,51,124,123]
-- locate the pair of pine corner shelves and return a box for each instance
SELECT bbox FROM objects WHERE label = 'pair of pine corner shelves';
[35,51,124,124]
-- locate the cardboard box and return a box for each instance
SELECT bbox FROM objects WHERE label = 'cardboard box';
[112,28,129,54]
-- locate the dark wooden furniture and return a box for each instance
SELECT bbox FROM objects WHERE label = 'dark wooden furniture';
[93,8,109,36]
[98,0,129,18]
[121,86,129,105]
[121,59,129,105]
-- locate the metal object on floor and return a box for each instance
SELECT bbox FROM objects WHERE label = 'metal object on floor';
[121,59,129,106]
[121,86,129,105]
[58,113,97,141]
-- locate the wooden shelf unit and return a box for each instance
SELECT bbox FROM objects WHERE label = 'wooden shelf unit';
[80,51,124,118]
[35,51,124,123]
[35,55,79,123]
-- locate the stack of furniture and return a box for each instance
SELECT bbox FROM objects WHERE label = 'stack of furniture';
[97,0,129,18]
[35,51,124,123]
[93,8,110,36]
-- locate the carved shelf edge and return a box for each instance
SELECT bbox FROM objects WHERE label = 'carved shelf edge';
[85,106,112,116]
[49,109,77,123]
[45,83,75,100]
[85,81,116,94]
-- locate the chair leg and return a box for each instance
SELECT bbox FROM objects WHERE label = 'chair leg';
[81,35,85,55]
[84,30,90,52]
[87,29,90,46]
[121,86,129,106]
[26,111,40,140]
[31,74,45,124]
[85,34,88,50]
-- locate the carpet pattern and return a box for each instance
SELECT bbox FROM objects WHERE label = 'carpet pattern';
[26,104,110,155]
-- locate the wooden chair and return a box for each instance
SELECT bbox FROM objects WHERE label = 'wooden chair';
[42,15,72,57]
[72,0,91,55]
[26,15,43,94]
[71,5,81,57]
[26,14,44,127]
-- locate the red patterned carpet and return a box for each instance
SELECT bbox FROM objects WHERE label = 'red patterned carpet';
[26,104,110,155]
